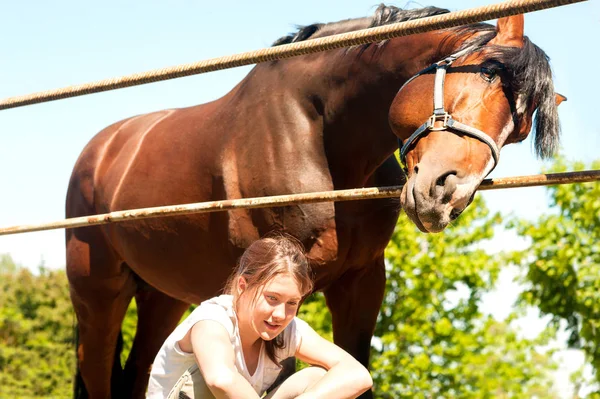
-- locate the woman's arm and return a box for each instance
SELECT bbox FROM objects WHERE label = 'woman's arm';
[179,320,261,399]
[294,324,373,399]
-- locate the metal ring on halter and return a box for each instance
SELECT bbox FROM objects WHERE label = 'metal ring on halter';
[396,48,500,174]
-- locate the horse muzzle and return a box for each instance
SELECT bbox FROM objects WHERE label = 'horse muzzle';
[400,164,477,233]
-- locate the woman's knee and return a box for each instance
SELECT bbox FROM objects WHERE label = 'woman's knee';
[298,366,327,383]
[265,366,327,399]
[285,366,327,391]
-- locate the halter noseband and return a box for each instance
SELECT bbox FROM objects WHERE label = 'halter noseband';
[397,48,500,174]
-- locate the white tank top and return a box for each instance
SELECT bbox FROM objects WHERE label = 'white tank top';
[147,295,307,398]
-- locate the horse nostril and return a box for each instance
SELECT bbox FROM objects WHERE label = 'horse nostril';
[413,165,419,174]
[436,171,457,187]
[450,208,461,220]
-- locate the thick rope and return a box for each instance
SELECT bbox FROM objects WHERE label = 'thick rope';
[0,170,598,236]
[0,0,585,110]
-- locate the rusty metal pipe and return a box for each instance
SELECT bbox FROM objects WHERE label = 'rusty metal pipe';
[0,170,598,236]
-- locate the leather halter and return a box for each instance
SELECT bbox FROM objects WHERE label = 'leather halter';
[397,48,500,174]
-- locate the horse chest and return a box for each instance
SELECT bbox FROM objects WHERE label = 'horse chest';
[295,200,400,288]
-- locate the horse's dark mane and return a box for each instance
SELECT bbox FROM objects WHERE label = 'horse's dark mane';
[273,4,559,158]
[273,5,449,46]
[450,24,559,158]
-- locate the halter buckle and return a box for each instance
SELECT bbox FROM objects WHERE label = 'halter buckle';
[427,112,451,131]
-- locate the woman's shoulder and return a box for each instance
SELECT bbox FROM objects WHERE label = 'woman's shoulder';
[194,294,234,313]
[200,294,234,310]
[284,316,311,336]
[184,294,236,335]
[276,316,312,358]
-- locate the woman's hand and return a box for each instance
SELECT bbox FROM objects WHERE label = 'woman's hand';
[294,323,373,399]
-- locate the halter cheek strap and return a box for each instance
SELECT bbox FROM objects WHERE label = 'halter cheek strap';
[397,49,500,174]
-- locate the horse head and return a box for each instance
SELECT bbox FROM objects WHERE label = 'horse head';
[389,15,565,233]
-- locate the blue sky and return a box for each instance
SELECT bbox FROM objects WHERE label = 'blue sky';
[0,1,597,396]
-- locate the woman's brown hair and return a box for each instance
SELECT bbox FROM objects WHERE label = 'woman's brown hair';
[224,232,313,364]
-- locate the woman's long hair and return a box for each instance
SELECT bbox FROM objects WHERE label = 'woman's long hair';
[224,233,313,364]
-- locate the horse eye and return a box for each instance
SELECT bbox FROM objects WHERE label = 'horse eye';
[480,67,497,82]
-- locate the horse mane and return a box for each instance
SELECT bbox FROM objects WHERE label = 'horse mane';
[272,5,449,46]
[272,4,560,159]
[450,24,560,158]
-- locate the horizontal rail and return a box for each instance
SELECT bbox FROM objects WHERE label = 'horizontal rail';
[0,170,598,236]
[0,0,585,110]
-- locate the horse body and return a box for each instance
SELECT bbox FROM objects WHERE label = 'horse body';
[66,6,561,398]
[67,36,405,399]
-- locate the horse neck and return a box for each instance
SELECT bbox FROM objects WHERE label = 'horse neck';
[312,31,461,187]
[231,30,466,189]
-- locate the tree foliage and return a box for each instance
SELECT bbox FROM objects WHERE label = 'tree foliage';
[300,196,559,398]
[373,196,558,398]
[510,158,600,394]
[0,255,196,398]
[0,256,75,398]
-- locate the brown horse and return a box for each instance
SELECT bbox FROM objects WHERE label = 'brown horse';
[66,5,563,398]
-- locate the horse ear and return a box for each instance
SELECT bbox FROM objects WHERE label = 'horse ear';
[555,93,567,106]
[490,15,525,48]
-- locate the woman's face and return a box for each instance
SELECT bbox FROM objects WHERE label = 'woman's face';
[237,273,303,341]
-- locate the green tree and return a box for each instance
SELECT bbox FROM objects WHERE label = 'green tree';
[511,158,600,395]
[373,196,557,398]
[0,254,18,274]
[0,253,195,397]
[300,196,559,398]
[0,262,76,398]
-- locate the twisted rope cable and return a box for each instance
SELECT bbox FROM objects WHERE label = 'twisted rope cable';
[0,0,585,110]
[0,170,598,236]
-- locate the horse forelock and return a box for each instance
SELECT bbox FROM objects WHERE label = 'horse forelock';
[492,39,559,159]
[524,40,560,159]
[450,25,560,159]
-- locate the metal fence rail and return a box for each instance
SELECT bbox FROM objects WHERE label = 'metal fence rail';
[1,170,598,236]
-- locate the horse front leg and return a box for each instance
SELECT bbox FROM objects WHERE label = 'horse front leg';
[324,257,386,399]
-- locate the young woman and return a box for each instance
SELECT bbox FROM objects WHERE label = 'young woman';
[147,234,373,399]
